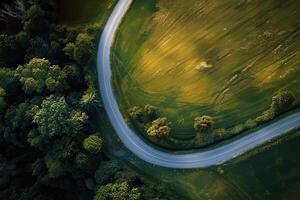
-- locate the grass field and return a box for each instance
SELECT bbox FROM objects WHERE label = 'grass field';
[112,0,300,140]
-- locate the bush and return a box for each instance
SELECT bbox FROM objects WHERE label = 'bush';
[271,90,295,115]
[83,135,103,154]
[230,124,245,135]
[146,117,171,138]
[245,119,257,129]
[194,116,214,133]
[75,153,89,169]
[128,106,144,121]
[143,104,158,120]
[255,109,275,125]
[22,5,49,35]
[94,160,121,186]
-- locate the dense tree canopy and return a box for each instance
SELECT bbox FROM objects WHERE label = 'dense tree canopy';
[94,182,141,200]
[16,58,68,94]
[22,5,48,35]
[0,1,183,199]
[31,95,87,139]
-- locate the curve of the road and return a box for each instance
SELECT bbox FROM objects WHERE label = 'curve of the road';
[97,0,300,169]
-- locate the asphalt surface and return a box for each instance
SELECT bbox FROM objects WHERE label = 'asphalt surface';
[97,0,300,169]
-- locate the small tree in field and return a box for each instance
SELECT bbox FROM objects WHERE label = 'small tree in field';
[146,117,171,138]
[271,90,295,115]
[194,116,214,134]
[128,106,144,121]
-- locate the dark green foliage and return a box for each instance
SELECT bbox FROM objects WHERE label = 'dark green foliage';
[0,68,19,91]
[22,5,49,35]
[271,90,295,115]
[0,34,22,66]
[64,33,95,65]
[45,156,66,179]
[63,65,82,88]
[3,102,33,146]
[95,161,122,186]
[16,31,30,48]
[0,1,178,199]
[0,87,6,112]
[0,156,16,189]
[83,135,103,154]
[25,37,50,61]
[75,153,90,169]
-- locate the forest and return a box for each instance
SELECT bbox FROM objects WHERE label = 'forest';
[0,0,180,199]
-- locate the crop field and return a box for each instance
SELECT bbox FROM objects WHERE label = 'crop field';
[112,0,300,140]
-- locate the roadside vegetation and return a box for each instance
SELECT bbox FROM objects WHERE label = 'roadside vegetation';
[0,0,181,199]
[113,0,300,149]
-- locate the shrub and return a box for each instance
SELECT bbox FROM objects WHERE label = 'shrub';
[271,90,295,115]
[143,104,158,120]
[83,135,103,154]
[245,119,257,129]
[255,109,275,125]
[128,106,144,121]
[75,153,89,169]
[194,116,214,133]
[230,124,245,135]
[146,117,171,138]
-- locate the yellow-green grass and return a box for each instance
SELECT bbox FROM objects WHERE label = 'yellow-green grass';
[59,0,117,23]
[112,0,300,140]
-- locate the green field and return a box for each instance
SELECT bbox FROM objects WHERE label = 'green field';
[102,105,300,200]
[112,0,300,141]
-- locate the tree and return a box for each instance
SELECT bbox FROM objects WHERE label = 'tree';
[74,33,95,65]
[128,106,143,121]
[94,182,141,200]
[4,102,33,146]
[146,117,171,138]
[80,87,101,111]
[45,156,65,179]
[30,95,87,143]
[271,90,295,115]
[63,42,75,59]
[16,58,68,94]
[0,68,19,93]
[63,65,82,88]
[15,31,30,48]
[143,104,158,120]
[194,116,214,133]
[94,160,121,185]
[75,153,89,169]
[25,37,50,61]
[22,5,48,35]
[83,135,103,154]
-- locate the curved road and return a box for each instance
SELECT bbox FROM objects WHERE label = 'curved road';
[97,0,300,169]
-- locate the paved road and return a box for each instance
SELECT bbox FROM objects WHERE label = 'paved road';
[97,0,300,169]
